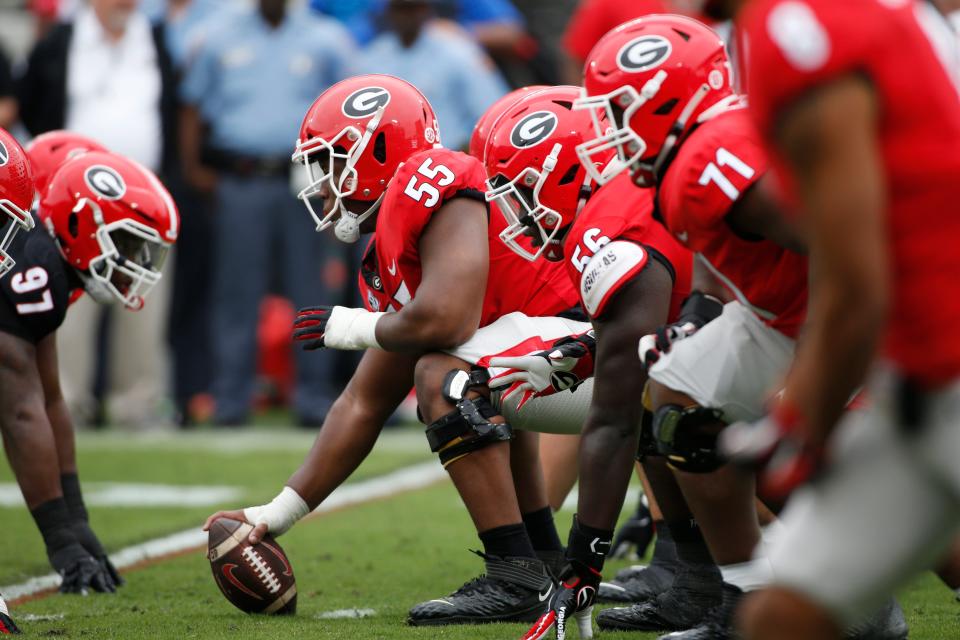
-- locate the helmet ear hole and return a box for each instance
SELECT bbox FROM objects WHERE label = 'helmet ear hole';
[373,132,387,164]
[655,98,679,115]
[68,211,80,238]
[557,164,580,186]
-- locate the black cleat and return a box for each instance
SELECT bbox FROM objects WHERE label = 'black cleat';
[656,582,743,640]
[407,552,552,626]
[599,528,678,603]
[845,597,909,640]
[610,497,655,560]
[597,564,722,633]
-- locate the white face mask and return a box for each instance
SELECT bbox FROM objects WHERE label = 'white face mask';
[291,108,386,244]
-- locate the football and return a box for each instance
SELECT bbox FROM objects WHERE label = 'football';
[207,517,297,615]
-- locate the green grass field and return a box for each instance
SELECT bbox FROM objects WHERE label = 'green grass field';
[3,426,959,638]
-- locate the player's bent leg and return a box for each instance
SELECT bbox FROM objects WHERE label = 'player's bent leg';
[609,464,656,561]
[597,456,721,632]
[645,382,768,639]
[738,587,843,640]
[408,353,552,626]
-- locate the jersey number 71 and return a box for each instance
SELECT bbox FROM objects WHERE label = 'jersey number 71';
[698,148,755,201]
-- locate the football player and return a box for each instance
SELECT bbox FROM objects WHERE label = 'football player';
[25,131,108,196]
[570,14,812,638]
[718,1,960,639]
[467,84,696,639]
[0,127,35,629]
[0,146,178,594]
[206,75,597,626]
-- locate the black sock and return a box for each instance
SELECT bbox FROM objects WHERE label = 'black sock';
[479,523,536,559]
[522,507,563,553]
[61,473,88,522]
[668,517,714,566]
[650,520,678,566]
[30,498,76,553]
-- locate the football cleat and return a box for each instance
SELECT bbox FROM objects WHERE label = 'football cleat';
[0,594,19,635]
[657,582,743,640]
[598,528,678,603]
[407,552,552,626]
[609,497,655,560]
[596,564,721,632]
[845,597,909,640]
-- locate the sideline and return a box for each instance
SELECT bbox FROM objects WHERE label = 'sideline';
[3,461,447,605]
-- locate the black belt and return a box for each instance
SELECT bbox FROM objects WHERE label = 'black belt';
[203,148,292,179]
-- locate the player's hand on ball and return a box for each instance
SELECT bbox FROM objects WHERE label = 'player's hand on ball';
[204,510,266,546]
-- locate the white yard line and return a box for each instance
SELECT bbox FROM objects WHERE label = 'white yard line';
[2,460,447,602]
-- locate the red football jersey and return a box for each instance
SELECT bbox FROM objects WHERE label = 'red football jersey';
[563,173,693,321]
[744,0,960,384]
[658,107,808,339]
[360,148,578,327]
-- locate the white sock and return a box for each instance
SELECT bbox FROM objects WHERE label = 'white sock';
[719,557,774,592]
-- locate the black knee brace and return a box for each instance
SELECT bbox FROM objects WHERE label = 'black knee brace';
[652,403,726,473]
[425,366,510,467]
[426,396,513,466]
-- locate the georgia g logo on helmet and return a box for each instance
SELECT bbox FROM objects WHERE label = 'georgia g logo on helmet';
[342,87,391,118]
[84,165,127,200]
[510,111,559,149]
[0,140,8,167]
[617,35,673,72]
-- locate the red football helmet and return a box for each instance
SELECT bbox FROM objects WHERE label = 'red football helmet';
[484,86,615,262]
[26,130,108,195]
[469,85,547,161]
[39,151,179,310]
[0,128,37,278]
[292,74,439,243]
[575,14,733,187]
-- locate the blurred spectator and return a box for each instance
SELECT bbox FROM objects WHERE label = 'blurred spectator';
[561,0,670,84]
[0,46,15,129]
[358,0,509,150]
[508,0,578,85]
[179,0,354,427]
[311,0,525,52]
[17,0,179,427]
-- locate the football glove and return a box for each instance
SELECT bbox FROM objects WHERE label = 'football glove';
[488,331,596,411]
[49,541,115,594]
[293,305,384,350]
[639,292,723,370]
[72,520,123,590]
[522,517,611,640]
[719,401,824,502]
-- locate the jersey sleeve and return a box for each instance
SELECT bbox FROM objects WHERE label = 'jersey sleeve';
[389,148,489,242]
[658,112,768,253]
[743,0,889,138]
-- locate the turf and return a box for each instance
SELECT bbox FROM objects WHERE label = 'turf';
[4,428,960,638]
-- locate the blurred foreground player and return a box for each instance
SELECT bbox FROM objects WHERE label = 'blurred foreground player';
[718,1,960,639]
[0,149,178,593]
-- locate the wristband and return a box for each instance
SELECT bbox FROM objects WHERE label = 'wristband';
[243,487,310,537]
[323,307,385,350]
